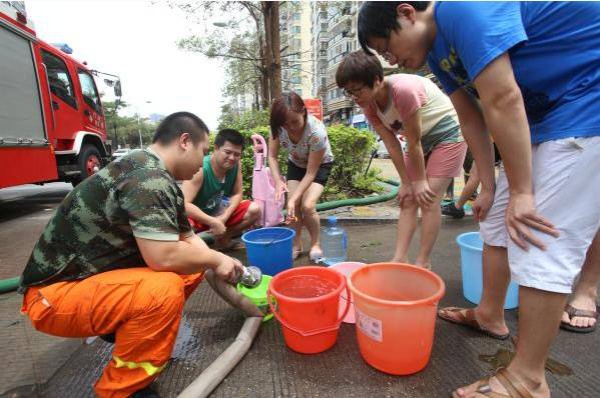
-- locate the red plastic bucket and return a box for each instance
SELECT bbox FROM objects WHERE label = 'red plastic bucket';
[268,266,350,354]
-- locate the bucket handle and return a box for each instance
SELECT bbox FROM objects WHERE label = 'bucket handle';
[267,285,351,337]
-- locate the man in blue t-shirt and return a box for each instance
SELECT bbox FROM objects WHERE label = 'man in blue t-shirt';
[358,2,600,397]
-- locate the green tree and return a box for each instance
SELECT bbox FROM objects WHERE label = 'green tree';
[173,1,282,109]
[102,101,156,149]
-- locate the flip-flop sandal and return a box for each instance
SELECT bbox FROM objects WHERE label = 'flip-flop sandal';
[560,304,599,333]
[451,367,534,398]
[438,307,510,340]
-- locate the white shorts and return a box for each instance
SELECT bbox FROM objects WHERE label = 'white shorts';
[480,136,600,293]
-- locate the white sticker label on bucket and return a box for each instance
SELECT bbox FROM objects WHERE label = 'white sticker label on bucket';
[356,308,382,342]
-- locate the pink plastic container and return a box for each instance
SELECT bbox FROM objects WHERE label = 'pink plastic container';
[251,134,284,227]
[328,262,365,323]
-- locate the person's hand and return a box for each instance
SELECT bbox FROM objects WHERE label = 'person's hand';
[275,180,288,201]
[506,192,559,250]
[412,180,435,207]
[472,187,494,222]
[210,218,227,237]
[286,197,297,222]
[214,254,244,284]
[216,213,229,225]
[397,183,413,208]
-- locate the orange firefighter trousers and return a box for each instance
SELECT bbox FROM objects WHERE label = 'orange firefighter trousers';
[21,267,203,398]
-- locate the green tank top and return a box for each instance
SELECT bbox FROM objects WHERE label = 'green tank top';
[192,155,238,215]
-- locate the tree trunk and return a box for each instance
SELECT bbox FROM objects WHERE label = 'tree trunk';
[253,80,260,111]
[262,1,282,101]
[262,2,274,104]
[248,2,269,109]
[269,1,282,98]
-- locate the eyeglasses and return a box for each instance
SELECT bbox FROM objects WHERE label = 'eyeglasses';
[343,85,365,98]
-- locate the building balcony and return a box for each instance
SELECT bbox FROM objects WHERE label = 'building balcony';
[329,13,351,33]
[342,28,356,38]
[325,97,353,113]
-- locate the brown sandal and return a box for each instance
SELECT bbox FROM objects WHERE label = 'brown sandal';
[560,304,598,333]
[452,367,534,398]
[438,307,510,340]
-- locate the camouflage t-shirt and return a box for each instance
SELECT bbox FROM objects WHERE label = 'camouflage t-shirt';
[18,148,193,291]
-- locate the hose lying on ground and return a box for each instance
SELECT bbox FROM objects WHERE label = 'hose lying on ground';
[177,269,264,398]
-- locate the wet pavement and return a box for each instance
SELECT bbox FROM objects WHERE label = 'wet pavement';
[3,219,599,397]
[2,176,599,397]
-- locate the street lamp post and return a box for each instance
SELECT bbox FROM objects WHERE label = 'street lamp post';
[135,101,152,149]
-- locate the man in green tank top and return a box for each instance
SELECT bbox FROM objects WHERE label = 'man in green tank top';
[183,129,261,249]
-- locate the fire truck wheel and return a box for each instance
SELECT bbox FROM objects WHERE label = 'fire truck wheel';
[72,145,102,186]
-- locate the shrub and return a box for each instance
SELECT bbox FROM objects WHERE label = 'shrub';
[213,115,381,201]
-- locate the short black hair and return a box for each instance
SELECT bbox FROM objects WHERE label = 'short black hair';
[152,111,209,145]
[358,2,431,55]
[215,128,245,150]
[336,50,383,89]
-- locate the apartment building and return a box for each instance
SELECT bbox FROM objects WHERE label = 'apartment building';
[321,3,360,124]
[280,1,313,97]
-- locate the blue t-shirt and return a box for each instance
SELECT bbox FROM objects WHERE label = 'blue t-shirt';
[427,2,600,144]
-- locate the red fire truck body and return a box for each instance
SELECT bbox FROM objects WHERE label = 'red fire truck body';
[1,3,113,188]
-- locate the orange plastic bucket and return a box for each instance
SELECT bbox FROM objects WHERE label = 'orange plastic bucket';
[268,266,350,354]
[348,263,445,375]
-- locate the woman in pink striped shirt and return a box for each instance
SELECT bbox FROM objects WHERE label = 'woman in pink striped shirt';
[337,50,466,269]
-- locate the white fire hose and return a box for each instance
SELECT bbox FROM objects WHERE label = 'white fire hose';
[177,269,264,398]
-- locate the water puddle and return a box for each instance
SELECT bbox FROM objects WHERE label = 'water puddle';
[479,347,573,376]
[171,315,202,360]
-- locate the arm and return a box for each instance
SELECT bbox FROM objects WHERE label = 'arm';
[268,135,287,200]
[374,124,410,184]
[473,53,558,248]
[402,111,436,206]
[136,234,243,282]
[218,165,243,223]
[456,162,480,209]
[373,124,413,207]
[182,171,226,235]
[449,88,496,221]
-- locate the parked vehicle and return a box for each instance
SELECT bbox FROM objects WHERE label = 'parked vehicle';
[111,148,132,161]
[375,134,407,159]
[0,3,121,188]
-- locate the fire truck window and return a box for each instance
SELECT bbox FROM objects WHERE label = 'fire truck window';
[40,50,77,109]
[78,71,102,115]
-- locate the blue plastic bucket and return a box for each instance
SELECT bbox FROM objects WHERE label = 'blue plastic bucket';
[456,232,519,310]
[242,227,296,276]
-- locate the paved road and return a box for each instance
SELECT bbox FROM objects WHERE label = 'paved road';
[0,183,72,279]
[0,183,81,397]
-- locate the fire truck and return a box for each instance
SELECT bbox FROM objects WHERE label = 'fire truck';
[0,2,120,188]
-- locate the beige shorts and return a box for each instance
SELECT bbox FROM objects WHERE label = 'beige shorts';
[480,136,600,293]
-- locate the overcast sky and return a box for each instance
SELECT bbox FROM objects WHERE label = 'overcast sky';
[26,0,227,129]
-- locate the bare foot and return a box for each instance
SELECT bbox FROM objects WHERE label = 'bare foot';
[414,259,432,270]
[309,245,323,263]
[390,257,409,263]
[562,293,598,329]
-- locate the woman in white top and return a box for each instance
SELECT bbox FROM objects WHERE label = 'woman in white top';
[268,92,335,262]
